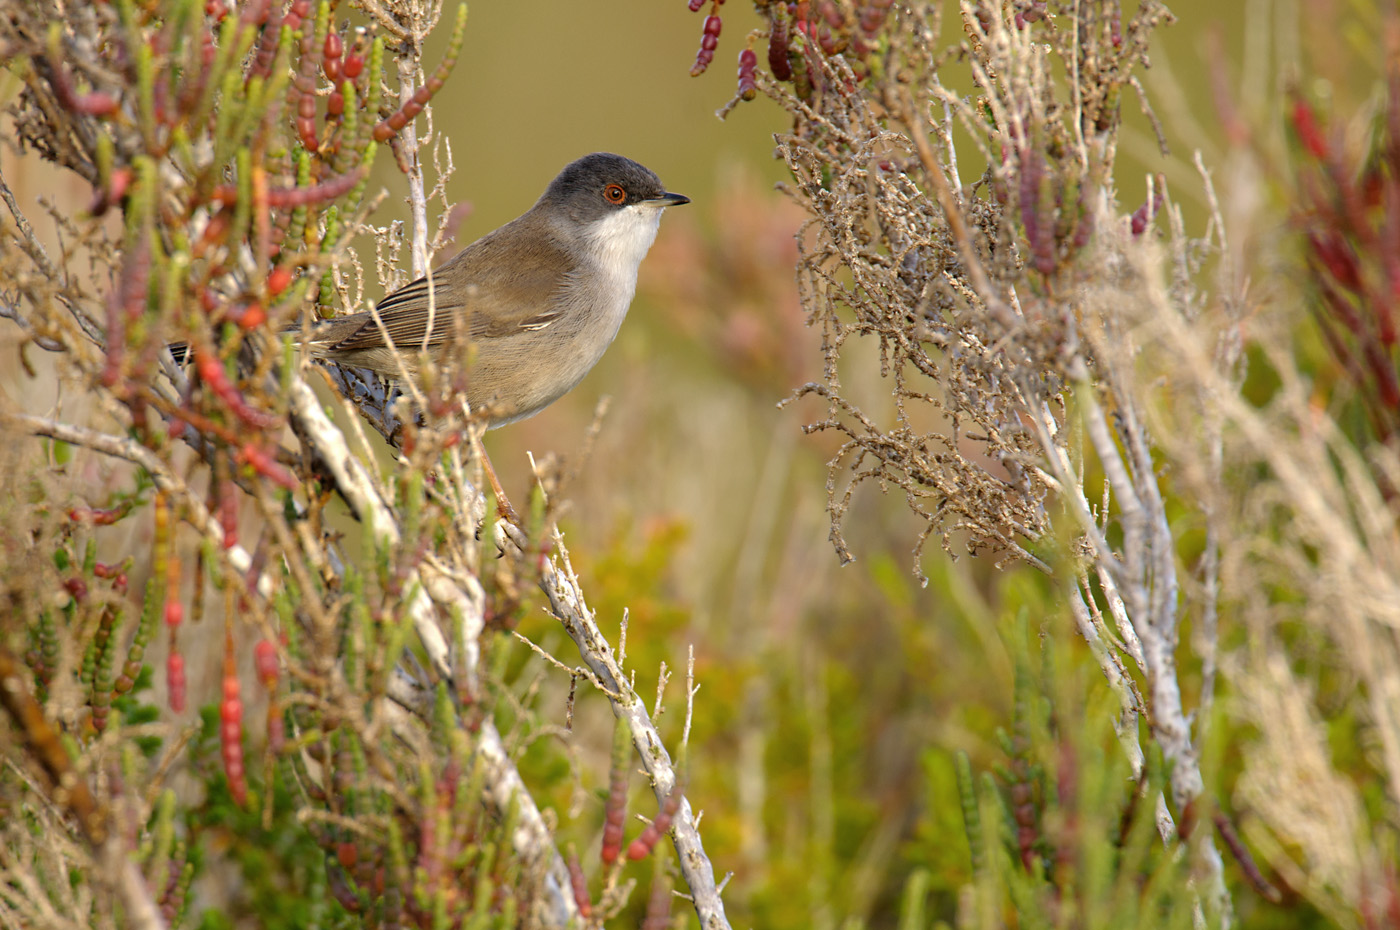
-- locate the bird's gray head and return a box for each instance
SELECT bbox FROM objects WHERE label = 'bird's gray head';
[537,153,689,272]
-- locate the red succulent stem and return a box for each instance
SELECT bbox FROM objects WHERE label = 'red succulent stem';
[601,719,631,865]
[190,346,282,430]
[254,638,284,753]
[641,868,673,930]
[247,2,288,80]
[322,31,343,83]
[372,7,466,143]
[768,15,793,81]
[44,41,120,117]
[100,236,152,389]
[1291,97,1330,161]
[690,12,723,76]
[626,784,683,861]
[221,626,247,805]
[68,503,132,525]
[1363,339,1400,409]
[567,851,592,918]
[1130,184,1166,237]
[157,494,187,714]
[293,11,322,152]
[217,477,238,549]
[236,443,299,491]
[210,163,368,209]
[737,48,758,100]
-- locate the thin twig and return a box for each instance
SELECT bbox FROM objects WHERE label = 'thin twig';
[539,538,731,930]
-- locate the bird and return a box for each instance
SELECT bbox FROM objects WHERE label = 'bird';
[305,152,690,427]
[171,154,687,520]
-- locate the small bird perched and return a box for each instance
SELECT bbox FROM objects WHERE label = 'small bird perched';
[169,155,685,519]
[307,152,690,426]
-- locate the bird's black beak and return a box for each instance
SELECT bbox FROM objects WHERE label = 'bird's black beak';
[645,191,691,207]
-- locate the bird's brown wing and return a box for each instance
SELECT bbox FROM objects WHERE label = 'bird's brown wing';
[325,216,577,352]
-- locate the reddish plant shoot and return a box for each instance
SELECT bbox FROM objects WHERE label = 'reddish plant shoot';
[1130,182,1167,237]
[236,444,298,491]
[255,638,285,753]
[691,13,723,76]
[88,167,132,215]
[167,651,186,714]
[266,265,293,296]
[567,851,592,918]
[100,237,151,389]
[737,48,758,100]
[372,6,467,143]
[323,32,343,83]
[210,163,369,209]
[231,302,266,330]
[601,719,631,865]
[641,870,673,930]
[768,16,793,81]
[1291,96,1331,161]
[254,638,279,687]
[627,785,683,861]
[221,640,247,805]
[1292,78,1400,436]
[294,18,321,152]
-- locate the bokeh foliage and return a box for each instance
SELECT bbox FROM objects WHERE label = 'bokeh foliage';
[3,0,1400,929]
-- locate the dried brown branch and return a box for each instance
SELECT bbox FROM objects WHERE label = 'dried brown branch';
[749,0,1228,918]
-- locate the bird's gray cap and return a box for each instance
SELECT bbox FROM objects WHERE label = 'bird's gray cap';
[538,152,689,223]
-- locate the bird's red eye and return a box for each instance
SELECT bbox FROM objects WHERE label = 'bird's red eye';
[604,184,626,204]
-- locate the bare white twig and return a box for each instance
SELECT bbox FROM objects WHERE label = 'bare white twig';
[539,537,731,930]
[683,646,697,754]
[652,662,670,721]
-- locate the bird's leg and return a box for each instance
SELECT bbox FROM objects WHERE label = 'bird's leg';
[469,432,521,527]
[482,448,521,526]
[482,449,531,558]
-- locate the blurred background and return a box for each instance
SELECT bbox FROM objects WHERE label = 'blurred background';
[402,2,1281,928]
[350,1,1373,927]
[3,0,1389,926]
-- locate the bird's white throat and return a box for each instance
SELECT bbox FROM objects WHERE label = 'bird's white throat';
[583,204,666,277]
